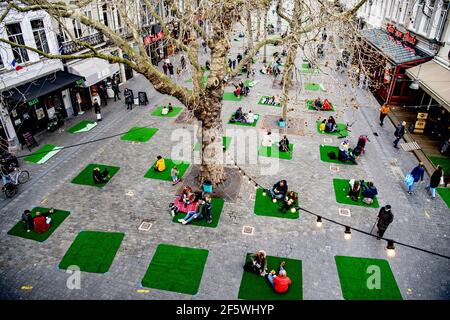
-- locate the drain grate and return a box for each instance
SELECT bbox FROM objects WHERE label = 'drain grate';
[401,141,421,152]
[138,220,153,232]
[242,226,255,236]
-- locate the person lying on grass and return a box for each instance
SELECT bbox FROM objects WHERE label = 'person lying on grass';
[268,261,292,294]
[268,180,288,201]
[33,208,55,234]
[153,155,166,172]
[361,181,378,205]
[278,135,290,152]
[245,111,255,124]
[347,179,361,202]
[279,191,297,213]
[178,193,213,225]
[93,167,110,184]
[244,250,268,276]
[338,140,357,164]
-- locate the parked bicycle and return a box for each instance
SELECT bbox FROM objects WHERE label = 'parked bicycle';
[1,166,29,198]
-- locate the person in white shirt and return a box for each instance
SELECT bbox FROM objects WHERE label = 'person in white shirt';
[246,110,255,124]
[261,131,273,147]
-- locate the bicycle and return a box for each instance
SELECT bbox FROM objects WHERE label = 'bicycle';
[1,167,30,198]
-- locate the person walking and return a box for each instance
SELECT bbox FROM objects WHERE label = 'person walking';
[408,162,425,194]
[112,79,121,102]
[393,121,406,149]
[376,205,393,239]
[93,101,102,121]
[426,165,443,199]
[379,104,389,126]
[162,62,168,75]
[124,88,134,110]
[98,83,108,106]
[167,62,174,78]
[180,55,186,70]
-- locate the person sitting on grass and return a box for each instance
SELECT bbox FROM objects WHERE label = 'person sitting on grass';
[348,179,361,202]
[263,96,275,105]
[269,180,288,200]
[245,110,255,124]
[153,155,166,172]
[234,84,242,97]
[268,261,291,294]
[325,116,338,133]
[244,250,268,276]
[93,167,110,184]
[234,107,246,123]
[178,193,213,224]
[319,119,327,132]
[33,209,54,234]
[22,210,34,233]
[171,166,181,185]
[279,135,290,152]
[361,181,378,205]
[338,140,357,164]
[279,191,297,213]
[261,131,273,147]
[181,186,195,206]
[314,97,323,110]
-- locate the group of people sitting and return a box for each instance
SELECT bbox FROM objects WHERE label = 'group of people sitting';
[348,179,378,204]
[337,139,357,164]
[262,95,280,106]
[313,97,333,111]
[233,81,250,97]
[261,132,291,153]
[232,107,255,124]
[267,180,297,213]
[21,208,55,234]
[244,250,292,294]
[319,116,339,134]
[152,155,181,185]
[93,167,110,184]
[161,102,174,115]
[169,186,213,224]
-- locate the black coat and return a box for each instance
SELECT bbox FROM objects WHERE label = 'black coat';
[377,207,393,230]
[273,181,288,196]
[124,90,134,104]
[430,170,443,188]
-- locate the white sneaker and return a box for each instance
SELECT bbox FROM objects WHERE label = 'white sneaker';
[178,219,184,223]
[171,210,175,217]
[181,220,187,225]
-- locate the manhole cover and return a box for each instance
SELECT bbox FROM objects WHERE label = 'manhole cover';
[400,141,421,151]
[338,208,351,217]
[138,220,153,232]
[242,226,254,235]
[330,165,339,173]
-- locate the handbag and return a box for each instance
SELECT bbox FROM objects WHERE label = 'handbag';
[404,174,414,187]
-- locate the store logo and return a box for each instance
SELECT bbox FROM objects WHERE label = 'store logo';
[28,98,39,107]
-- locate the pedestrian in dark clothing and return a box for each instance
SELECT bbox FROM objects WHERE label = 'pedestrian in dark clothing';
[124,88,134,110]
[112,81,121,101]
[98,84,108,106]
[180,55,186,69]
[393,121,406,148]
[376,205,393,239]
[426,165,443,199]
[408,162,425,194]
[168,63,174,78]
[162,62,168,75]
[231,59,236,70]
[93,101,102,121]
[22,210,34,232]
[237,53,243,65]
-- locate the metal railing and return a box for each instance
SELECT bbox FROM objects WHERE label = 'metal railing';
[60,33,105,55]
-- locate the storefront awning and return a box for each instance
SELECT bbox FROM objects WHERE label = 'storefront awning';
[68,58,120,87]
[406,60,450,112]
[1,70,85,104]
[361,28,432,65]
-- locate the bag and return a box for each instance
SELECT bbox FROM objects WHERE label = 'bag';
[404,174,414,187]
[327,152,337,160]
[244,261,256,273]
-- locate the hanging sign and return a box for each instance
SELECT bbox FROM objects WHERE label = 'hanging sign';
[28,98,39,107]
[386,24,418,46]
[143,31,165,46]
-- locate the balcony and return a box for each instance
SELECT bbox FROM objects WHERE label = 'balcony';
[60,33,105,55]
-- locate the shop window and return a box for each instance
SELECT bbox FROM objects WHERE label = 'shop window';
[31,19,50,54]
[6,23,29,63]
[84,10,96,35]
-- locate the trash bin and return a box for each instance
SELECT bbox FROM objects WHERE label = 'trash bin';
[203,180,213,193]
[278,119,286,128]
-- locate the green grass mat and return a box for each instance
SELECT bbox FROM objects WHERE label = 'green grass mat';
[301,62,310,69]
[243,80,259,87]
[144,158,190,181]
[67,120,97,134]
[238,253,302,300]
[23,144,62,164]
[429,156,450,172]
[121,127,158,143]
[59,231,124,273]
[333,178,380,208]
[228,114,259,126]
[222,92,244,101]
[305,83,325,91]
[306,99,334,111]
[437,188,450,208]
[335,256,402,300]
[316,121,348,137]
[258,143,294,160]
[319,145,357,165]
[151,106,182,117]
[172,198,225,228]
[194,136,231,151]
[257,96,281,107]
[141,244,209,295]
[7,207,70,242]
[253,188,299,219]
[71,163,120,188]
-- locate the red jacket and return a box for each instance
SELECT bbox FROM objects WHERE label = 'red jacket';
[273,276,291,293]
[33,216,50,234]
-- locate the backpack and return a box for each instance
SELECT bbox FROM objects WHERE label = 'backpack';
[327,152,337,160]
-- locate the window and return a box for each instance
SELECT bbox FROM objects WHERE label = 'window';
[31,19,50,54]
[102,4,109,27]
[72,19,83,38]
[6,23,29,63]
[84,10,95,34]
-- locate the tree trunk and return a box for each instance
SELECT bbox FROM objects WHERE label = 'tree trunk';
[255,8,261,42]
[199,120,226,186]
[246,4,254,50]
[263,9,268,63]
[280,43,297,120]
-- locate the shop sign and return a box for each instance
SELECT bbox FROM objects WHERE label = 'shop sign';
[76,79,85,87]
[386,24,417,46]
[28,98,39,107]
[144,31,164,46]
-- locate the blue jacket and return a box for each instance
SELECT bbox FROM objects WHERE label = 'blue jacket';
[411,166,425,182]
[362,185,378,199]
